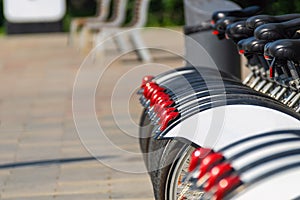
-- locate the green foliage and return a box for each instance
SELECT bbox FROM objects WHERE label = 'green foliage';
[67,0,97,16]
[231,0,300,14]
[267,0,300,15]
[147,0,184,26]
[65,0,184,27]
[1,0,300,32]
[0,26,4,35]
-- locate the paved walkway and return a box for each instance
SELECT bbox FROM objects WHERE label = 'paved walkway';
[0,29,184,200]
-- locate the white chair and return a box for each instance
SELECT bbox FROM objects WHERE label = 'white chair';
[93,0,152,62]
[69,0,111,46]
[79,0,128,51]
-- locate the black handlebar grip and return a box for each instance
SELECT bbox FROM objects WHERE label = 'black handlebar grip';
[184,21,213,35]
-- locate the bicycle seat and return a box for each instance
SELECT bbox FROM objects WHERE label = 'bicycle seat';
[237,38,261,65]
[212,6,261,24]
[245,39,268,54]
[226,21,253,42]
[215,17,246,34]
[238,37,267,54]
[237,37,255,53]
[247,14,300,30]
[265,39,300,61]
[254,18,300,41]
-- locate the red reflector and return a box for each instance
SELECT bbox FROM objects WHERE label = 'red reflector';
[160,112,180,131]
[212,30,219,35]
[269,66,273,78]
[155,95,170,106]
[159,100,174,108]
[146,85,164,100]
[150,91,167,106]
[204,163,233,192]
[188,148,212,172]
[155,100,174,113]
[239,50,245,55]
[141,76,154,88]
[159,107,176,122]
[213,175,241,200]
[143,82,158,99]
[264,55,270,60]
[198,153,224,179]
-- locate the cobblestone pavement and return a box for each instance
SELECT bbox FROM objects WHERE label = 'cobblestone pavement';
[0,28,184,200]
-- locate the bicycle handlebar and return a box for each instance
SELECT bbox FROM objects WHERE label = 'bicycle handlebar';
[184,21,213,35]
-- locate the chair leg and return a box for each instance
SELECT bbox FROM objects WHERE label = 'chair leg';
[92,30,107,62]
[69,20,78,46]
[113,33,131,54]
[129,30,152,62]
[79,26,91,53]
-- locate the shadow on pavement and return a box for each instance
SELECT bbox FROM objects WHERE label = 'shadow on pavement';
[0,156,117,169]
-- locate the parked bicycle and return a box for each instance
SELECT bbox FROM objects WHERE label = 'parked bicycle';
[137,5,300,200]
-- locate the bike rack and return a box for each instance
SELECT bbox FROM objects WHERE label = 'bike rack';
[137,5,300,200]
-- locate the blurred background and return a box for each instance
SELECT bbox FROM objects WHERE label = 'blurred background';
[0,1,298,200]
[0,0,300,35]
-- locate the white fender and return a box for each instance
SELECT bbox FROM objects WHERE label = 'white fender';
[162,105,300,150]
[232,167,300,200]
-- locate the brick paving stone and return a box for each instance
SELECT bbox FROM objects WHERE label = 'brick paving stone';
[2,166,59,199]
[0,29,184,199]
